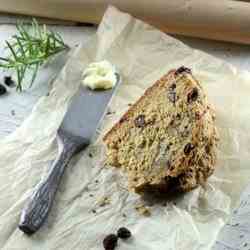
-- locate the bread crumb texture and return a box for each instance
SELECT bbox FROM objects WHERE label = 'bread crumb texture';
[104,67,219,194]
[135,204,151,216]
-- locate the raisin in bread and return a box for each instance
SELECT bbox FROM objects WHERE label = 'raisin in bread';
[103,67,219,193]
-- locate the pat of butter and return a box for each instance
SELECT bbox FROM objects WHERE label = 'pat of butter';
[82,60,117,90]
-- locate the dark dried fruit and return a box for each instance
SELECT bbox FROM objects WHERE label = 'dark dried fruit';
[184,143,195,155]
[0,84,7,96]
[205,144,211,154]
[176,113,181,120]
[120,116,128,123]
[134,114,146,128]
[175,66,191,76]
[4,76,15,87]
[103,234,118,250]
[117,227,132,239]
[169,165,175,171]
[169,83,176,90]
[169,119,174,126]
[187,87,199,103]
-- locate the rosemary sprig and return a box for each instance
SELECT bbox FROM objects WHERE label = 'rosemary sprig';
[0,19,69,91]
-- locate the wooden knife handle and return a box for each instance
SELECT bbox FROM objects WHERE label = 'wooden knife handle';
[19,130,89,235]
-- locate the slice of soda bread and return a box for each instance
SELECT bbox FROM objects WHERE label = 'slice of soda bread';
[103,67,219,193]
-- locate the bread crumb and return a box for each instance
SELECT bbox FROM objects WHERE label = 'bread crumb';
[135,204,151,216]
[98,196,111,207]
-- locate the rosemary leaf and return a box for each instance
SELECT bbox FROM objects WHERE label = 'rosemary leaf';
[16,68,22,91]
[6,41,18,61]
[30,63,39,87]
[0,57,11,62]
[0,19,69,91]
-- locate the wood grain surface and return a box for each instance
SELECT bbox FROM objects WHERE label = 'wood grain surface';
[1,1,250,44]
[0,23,250,249]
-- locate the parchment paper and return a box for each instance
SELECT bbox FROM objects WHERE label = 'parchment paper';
[0,6,250,250]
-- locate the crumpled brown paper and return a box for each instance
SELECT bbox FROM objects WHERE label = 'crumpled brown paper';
[0,6,250,250]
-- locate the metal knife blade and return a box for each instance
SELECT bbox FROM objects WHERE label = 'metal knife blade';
[19,72,121,235]
[60,72,121,140]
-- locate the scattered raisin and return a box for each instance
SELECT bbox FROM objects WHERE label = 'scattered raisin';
[89,153,93,158]
[169,119,174,126]
[95,180,99,183]
[103,234,118,250]
[122,213,127,218]
[92,209,96,213]
[184,143,195,155]
[176,113,181,119]
[187,87,199,103]
[0,84,7,96]
[120,116,128,123]
[134,114,146,128]
[169,83,176,90]
[117,227,132,239]
[169,165,175,171]
[4,76,15,87]
[175,66,191,76]
[205,145,210,154]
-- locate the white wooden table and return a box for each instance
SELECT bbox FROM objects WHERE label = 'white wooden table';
[0,15,250,250]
